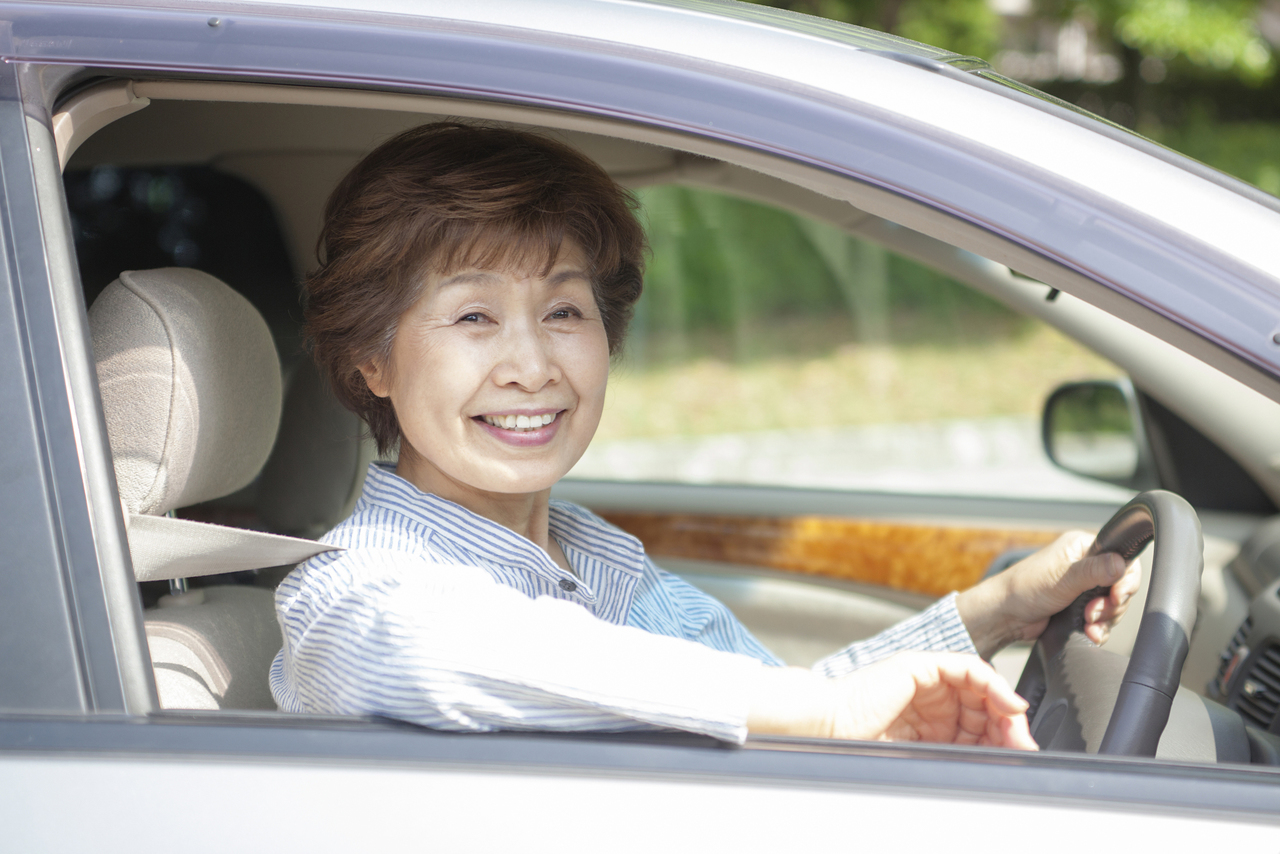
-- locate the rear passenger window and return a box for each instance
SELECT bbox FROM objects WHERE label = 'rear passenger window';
[64,165,298,353]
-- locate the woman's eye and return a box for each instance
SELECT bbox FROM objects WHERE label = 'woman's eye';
[458,312,487,323]
[549,307,580,320]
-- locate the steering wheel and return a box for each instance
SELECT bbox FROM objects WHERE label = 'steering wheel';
[1014,490,1202,756]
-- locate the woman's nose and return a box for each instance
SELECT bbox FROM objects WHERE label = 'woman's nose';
[493,323,561,391]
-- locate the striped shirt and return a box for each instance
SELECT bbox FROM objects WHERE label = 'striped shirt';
[270,463,977,742]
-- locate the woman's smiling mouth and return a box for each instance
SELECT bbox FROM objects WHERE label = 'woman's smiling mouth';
[480,412,559,431]
[474,411,564,447]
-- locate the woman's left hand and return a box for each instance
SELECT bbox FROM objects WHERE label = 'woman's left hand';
[954,531,1142,659]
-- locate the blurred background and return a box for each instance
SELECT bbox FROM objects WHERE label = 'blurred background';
[746,0,1280,193]
[573,0,1276,498]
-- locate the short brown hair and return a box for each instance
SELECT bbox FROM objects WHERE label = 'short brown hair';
[304,122,647,454]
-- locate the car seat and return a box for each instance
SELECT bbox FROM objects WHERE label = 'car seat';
[256,355,373,540]
[90,267,337,710]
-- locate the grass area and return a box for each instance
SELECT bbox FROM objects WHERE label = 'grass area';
[596,315,1120,441]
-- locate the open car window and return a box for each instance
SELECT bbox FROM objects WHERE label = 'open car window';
[52,78,1269,707]
[574,182,1132,503]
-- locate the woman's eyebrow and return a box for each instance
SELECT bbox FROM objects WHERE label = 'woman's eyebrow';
[435,271,500,289]
[433,268,590,290]
[547,268,591,286]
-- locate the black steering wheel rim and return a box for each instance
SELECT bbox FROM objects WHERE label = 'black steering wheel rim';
[1015,490,1202,756]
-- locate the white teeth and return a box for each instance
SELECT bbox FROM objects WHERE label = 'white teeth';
[482,412,557,431]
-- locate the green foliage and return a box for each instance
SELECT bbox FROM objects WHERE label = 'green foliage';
[752,0,1000,57]
[1049,383,1133,433]
[1114,0,1273,82]
[894,0,1002,59]
[631,185,1016,365]
[748,0,1275,83]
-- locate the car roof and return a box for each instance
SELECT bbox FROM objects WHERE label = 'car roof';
[46,0,1280,280]
[212,0,974,62]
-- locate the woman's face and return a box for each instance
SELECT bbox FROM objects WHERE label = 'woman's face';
[360,243,610,504]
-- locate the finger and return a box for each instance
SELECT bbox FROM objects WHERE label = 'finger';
[958,697,993,738]
[1076,551,1126,593]
[1051,530,1094,565]
[1007,531,1092,587]
[930,653,1028,717]
[1109,560,1141,605]
[1081,593,1113,642]
[916,654,1037,749]
[1027,550,1125,621]
[984,675,1030,717]
[996,712,1038,751]
[1085,596,1109,624]
[1083,620,1110,645]
[1085,560,1141,631]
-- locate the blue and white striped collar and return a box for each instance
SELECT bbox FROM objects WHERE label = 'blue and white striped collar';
[357,462,646,587]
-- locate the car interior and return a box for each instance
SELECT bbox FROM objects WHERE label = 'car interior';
[47,73,1280,762]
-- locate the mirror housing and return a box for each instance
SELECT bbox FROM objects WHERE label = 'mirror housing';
[1042,379,1160,490]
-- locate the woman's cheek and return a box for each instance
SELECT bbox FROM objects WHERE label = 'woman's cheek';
[573,341,610,418]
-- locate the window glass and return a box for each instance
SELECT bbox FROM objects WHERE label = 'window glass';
[64,165,299,353]
[569,185,1131,501]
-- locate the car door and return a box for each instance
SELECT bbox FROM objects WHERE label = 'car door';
[0,56,152,719]
[3,2,1280,846]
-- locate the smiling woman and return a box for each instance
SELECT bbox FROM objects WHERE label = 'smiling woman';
[269,120,1140,748]
[358,252,612,548]
[302,122,646,455]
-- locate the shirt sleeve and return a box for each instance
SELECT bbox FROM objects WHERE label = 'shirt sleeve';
[271,548,765,743]
[633,557,977,677]
[811,592,979,678]
[628,558,786,666]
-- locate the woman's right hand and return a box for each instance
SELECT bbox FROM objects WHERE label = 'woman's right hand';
[746,652,1038,750]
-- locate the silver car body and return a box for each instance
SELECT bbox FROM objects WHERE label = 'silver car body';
[2,0,1280,847]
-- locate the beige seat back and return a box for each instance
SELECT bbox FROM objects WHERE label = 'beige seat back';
[91,268,335,710]
[256,356,373,539]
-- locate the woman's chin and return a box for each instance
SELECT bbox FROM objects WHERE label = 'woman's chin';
[441,457,581,499]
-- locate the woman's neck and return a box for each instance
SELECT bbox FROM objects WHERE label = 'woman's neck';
[393,450,569,570]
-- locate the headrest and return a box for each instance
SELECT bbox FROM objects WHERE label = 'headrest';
[90,268,282,517]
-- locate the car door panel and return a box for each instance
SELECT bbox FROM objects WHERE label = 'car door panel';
[3,713,1280,839]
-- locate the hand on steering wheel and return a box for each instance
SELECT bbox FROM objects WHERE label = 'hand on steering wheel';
[1015,491,1202,756]
[956,531,1141,658]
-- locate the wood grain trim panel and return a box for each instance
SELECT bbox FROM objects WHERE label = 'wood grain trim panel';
[600,512,1064,597]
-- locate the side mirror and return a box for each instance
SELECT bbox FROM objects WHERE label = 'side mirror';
[1042,379,1159,490]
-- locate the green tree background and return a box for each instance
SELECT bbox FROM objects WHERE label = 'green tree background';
[747,0,1280,194]
[628,0,1280,354]
[601,0,1268,440]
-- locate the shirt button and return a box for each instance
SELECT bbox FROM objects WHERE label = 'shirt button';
[558,579,578,593]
